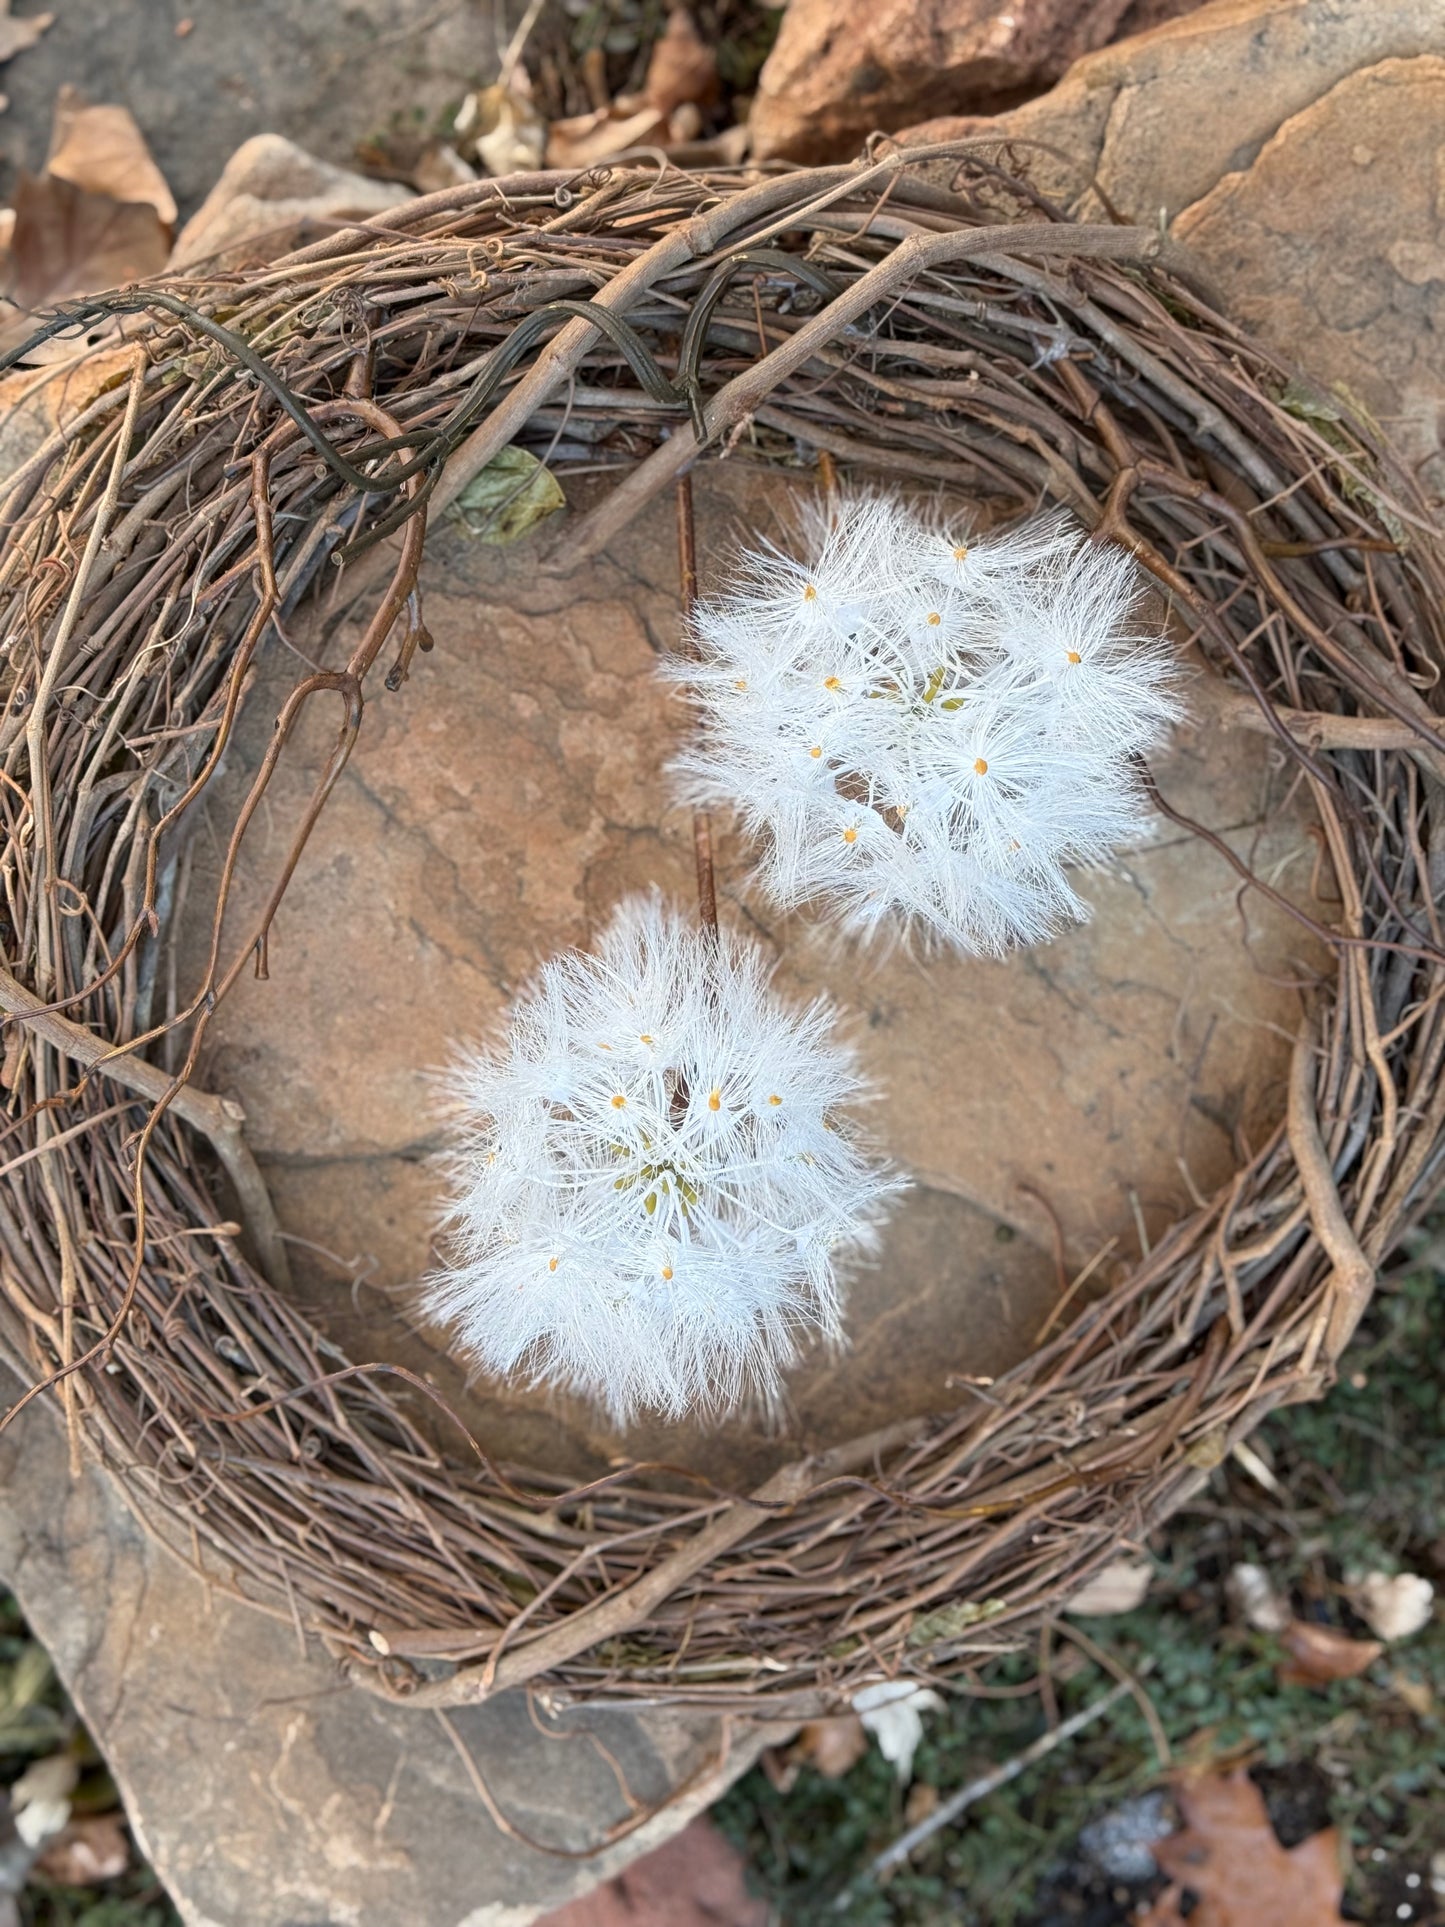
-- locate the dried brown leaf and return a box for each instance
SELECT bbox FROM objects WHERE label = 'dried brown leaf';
[4,172,170,314]
[465,78,546,177]
[35,1810,130,1886]
[1388,1667,1435,1718]
[1140,1769,1347,1927]
[542,1818,766,1926]
[643,7,718,117]
[793,1714,868,1779]
[1064,1557,1153,1616]
[45,87,178,228]
[0,1,52,66]
[544,103,667,171]
[1276,1618,1383,1686]
[903,1779,939,1827]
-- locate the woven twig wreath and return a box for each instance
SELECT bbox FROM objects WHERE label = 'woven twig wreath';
[2,148,1443,1717]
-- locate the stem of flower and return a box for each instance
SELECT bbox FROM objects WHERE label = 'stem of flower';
[675,470,719,938]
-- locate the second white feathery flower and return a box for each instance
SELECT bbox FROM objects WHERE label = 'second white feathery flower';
[425,894,900,1423]
[664,496,1182,955]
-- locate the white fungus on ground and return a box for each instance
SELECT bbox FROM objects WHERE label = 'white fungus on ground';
[425,894,901,1424]
[664,495,1183,956]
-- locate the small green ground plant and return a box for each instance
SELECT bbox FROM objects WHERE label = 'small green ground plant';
[716,1260,1445,1924]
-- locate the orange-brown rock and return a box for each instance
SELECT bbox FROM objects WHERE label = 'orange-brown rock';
[897,0,1445,494]
[1173,57,1445,495]
[184,466,1324,1492]
[747,0,1209,165]
[897,0,1443,223]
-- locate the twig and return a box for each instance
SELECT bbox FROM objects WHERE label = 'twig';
[841,1673,1136,1900]
[498,0,548,90]
[1287,1017,1376,1364]
[0,963,291,1293]
[674,469,718,936]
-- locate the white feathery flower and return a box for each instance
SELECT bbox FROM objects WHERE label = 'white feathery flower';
[425,894,901,1424]
[664,495,1182,955]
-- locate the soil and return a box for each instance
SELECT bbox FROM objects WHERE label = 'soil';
[0,0,488,220]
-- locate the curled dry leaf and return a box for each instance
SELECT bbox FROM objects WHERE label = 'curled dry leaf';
[0,0,52,67]
[1140,1768,1347,1927]
[851,1680,943,1783]
[903,1780,939,1828]
[46,86,178,227]
[545,103,666,171]
[1226,1562,1291,1635]
[1276,1617,1383,1686]
[460,74,546,178]
[4,173,169,312]
[546,8,720,170]
[1389,1667,1435,1718]
[1064,1557,1153,1616]
[642,7,719,117]
[0,90,175,343]
[35,1811,131,1886]
[794,1714,869,1779]
[410,144,475,195]
[450,446,565,545]
[1349,1570,1434,1642]
[517,1818,766,1927]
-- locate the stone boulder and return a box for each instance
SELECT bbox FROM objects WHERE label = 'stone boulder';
[1173,56,1445,495]
[747,0,1209,164]
[0,1368,785,1927]
[897,0,1445,494]
[169,134,412,270]
[897,0,1445,226]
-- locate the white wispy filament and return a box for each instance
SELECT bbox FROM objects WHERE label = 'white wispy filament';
[665,497,1182,954]
[426,895,900,1423]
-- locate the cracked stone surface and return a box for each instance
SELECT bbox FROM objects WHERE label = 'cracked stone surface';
[902,0,1444,225]
[746,0,1211,166]
[0,1368,787,1927]
[1173,56,1445,492]
[178,465,1323,1491]
[900,0,1445,494]
[0,0,492,223]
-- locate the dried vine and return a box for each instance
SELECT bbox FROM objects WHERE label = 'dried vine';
[0,148,1442,1716]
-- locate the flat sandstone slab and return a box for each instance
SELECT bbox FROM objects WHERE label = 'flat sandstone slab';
[0,1374,782,1927]
[182,469,1322,1486]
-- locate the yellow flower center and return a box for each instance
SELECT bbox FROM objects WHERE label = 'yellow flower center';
[768,1094,782,1106]
[842,827,858,844]
[926,611,941,627]
[809,745,823,759]
[661,1264,674,1280]
[824,675,842,690]
[548,1257,559,1272]
[611,1094,627,1109]
[1066,650,1082,665]
[803,584,818,602]
[974,757,989,775]
[953,545,969,562]
[734,677,748,690]
[707,1090,721,1111]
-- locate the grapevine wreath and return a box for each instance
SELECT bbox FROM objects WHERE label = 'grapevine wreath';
[2,147,1443,1719]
